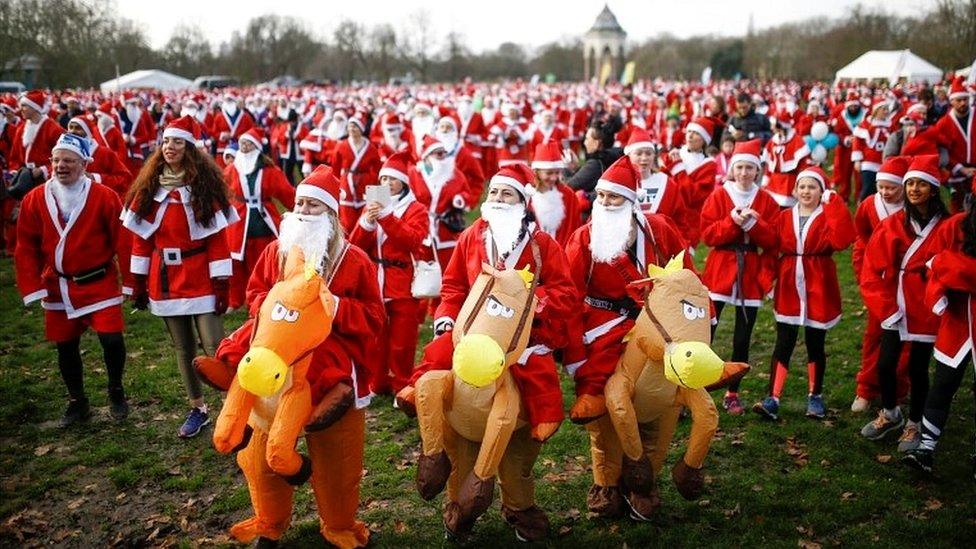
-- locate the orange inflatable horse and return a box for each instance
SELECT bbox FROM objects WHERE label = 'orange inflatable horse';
[209,247,369,548]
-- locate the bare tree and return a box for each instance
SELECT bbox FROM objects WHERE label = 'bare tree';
[399,9,437,82]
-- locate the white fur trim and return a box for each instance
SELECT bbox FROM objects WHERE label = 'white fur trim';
[490,174,527,198]
[903,170,940,187]
[623,141,654,155]
[130,255,150,275]
[295,183,339,213]
[208,259,232,278]
[796,169,826,189]
[595,179,637,202]
[876,171,904,185]
[531,159,565,170]
[379,167,409,183]
[730,153,761,168]
[162,127,196,144]
[23,289,48,305]
[686,122,711,145]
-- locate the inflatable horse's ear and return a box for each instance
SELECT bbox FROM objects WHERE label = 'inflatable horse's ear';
[647,251,685,280]
[626,278,654,306]
[283,245,307,279]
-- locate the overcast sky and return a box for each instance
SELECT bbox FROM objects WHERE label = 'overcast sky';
[117,0,931,53]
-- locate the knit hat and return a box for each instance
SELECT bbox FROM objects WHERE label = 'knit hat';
[903,154,942,187]
[296,165,340,212]
[595,155,642,202]
[51,133,91,161]
[876,156,911,185]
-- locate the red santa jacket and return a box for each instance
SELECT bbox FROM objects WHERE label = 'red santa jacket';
[270,122,309,160]
[663,149,717,211]
[299,129,338,169]
[528,125,568,154]
[348,190,429,300]
[458,112,486,152]
[118,108,157,163]
[851,116,895,172]
[528,183,580,248]
[408,164,473,253]
[700,182,780,306]
[332,138,381,208]
[210,108,256,156]
[562,214,694,369]
[122,186,238,316]
[7,117,63,176]
[447,144,485,203]
[224,162,296,261]
[636,172,696,248]
[242,240,386,405]
[898,125,940,157]
[432,218,578,352]
[933,108,976,182]
[15,177,123,317]
[86,143,132,197]
[99,124,128,162]
[763,130,812,207]
[861,210,946,342]
[852,193,903,281]
[925,214,976,367]
[771,194,855,329]
[488,118,531,166]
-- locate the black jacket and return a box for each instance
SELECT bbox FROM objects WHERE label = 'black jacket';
[723,109,772,145]
[567,147,624,193]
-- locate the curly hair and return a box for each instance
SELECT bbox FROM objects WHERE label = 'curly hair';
[125,142,231,226]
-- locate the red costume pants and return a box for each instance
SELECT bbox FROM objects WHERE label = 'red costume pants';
[832,145,858,203]
[372,297,421,394]
[230,236,276,310]
[572,320,632,397]
[44,305,124,342]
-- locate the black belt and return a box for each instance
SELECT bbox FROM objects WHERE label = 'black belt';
[584,295,640,320]
[717,243,759,252]
[158,246,207,297]
[718,242,757,322]
[373,257,409,269]
[56,262,111,285]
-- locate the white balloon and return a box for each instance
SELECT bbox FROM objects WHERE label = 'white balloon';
[811,144,827,164]
[810,121,828,141]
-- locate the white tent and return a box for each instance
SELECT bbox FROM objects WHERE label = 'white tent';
[99,69,193,93]
[834,50,943,85]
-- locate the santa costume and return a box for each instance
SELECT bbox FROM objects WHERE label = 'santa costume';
[763,112,812,207]
[116,92,158,172]
[332,115,381,233]
[933,77,975,212]
[626,128,696,248]
[662,117,717,212]
[828,91,865,203]
[210,92,256,168]
[528,141,580,247]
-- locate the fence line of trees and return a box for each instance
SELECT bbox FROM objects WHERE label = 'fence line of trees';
[1,0,973,88]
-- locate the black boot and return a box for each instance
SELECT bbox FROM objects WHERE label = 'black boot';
[60,398,91,428]
[108,386,129,421]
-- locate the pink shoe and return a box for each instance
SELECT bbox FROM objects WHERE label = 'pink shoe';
[723,393,745,415]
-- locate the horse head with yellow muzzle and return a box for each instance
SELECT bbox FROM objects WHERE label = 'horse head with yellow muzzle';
[412,261,547,541]
[212,246,336,485]
[587,252,749,521]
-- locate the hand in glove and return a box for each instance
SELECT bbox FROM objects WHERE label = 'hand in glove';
[131,274,149,310]
[451,194,466,210]
[433,317,454,337]
[212,278,230,316]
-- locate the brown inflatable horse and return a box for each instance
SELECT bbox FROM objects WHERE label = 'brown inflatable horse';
[411,261,552,541]
[587,253,749,520]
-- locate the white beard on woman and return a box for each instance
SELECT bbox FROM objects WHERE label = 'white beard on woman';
[590,201,636,263]
[277,212,334,268]
[481,202,526,257]
[529,187,565,236]
[422,156,454,192]
[233,148,260,176]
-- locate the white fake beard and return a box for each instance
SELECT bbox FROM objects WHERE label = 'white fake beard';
[530,187,565,236]
[277,212,333,268]
[481,107,496,121]
[234,149,260,175]
[21,119,40,147]
[590,202,635,263]
[435,130,458,152]
[412,115,434,140]
[125,105,141,123]
[183,106,199,119]
[481,202,526,257]
[422,157,454,190]
[326,120,347,141]
[222,102,238,117]
[679,147,705,172]
[96,112,114,133]
[383,129,401,148]
[457,103,473,119]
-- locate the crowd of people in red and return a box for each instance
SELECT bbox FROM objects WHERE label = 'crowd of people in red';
[4,74,975,543]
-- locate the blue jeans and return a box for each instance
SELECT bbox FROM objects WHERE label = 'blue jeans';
[858,169,877,203]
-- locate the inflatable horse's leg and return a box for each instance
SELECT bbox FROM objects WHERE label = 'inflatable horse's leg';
[307,407,370,549]
[498,427,549,542]
[266,382,314,484]
[213,376,257,454]
[456,374,519,529]
[585,415,625,518]
[230,428,295,543]
[605,372,652,491]
[668,387,717,501]
[443,432,479,542]
[414,370,454,500]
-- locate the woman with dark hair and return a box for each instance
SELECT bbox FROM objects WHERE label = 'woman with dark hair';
[122,115,237,438]
[903,177,976,475]
[860,155,949,452]
[567,119,624,210]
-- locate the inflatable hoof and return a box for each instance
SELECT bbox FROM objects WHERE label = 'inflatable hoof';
[282,454,312,486]
[502,505,550,542]
[671,459,705,500]
[570,394,607,424]
[416,450,451,500]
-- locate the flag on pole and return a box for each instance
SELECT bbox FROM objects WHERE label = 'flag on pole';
[889,50,908,86]
[599,60,613,86]
[620,61,636,85]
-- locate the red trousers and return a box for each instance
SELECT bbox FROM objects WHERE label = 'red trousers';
[372,298,421,394]
[573,320,632,397]
[45,305,124,342]
[832,146,857,203]
[855,311,911,401]
[411,332,565,427]
[230,235,276,310]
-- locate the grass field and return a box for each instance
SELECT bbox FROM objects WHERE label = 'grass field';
[2,232,975,547]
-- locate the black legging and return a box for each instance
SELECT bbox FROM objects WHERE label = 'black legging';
[279,156,299,186]
[768,322,827,396]
[711,301,758,393]
[919,356,975,451]
[877,329,933,422]
[56,332,126,401]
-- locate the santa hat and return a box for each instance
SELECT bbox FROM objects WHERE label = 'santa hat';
[51,133,91,161]
[162,115,200,145]
[382,112,403,130]
[623,127,655,155]
[489,163,535,201]
[120,91,140,104]
[19,90,48,114]
[437,115,458,132]
[795,165,828,190]
[420,134,446,159]
[347,113,366,132]
[239,127,265,150]
[0,95,17,113]
[949,76,970,101]
[773,111,793,129]
[844,90,860,107]
[296,165,340,213]
[729,139,763,170]
[379,151,411,184]
[97,101,115,116]
[595,155,641,203]
[531,141,565,170]
[903,154,942,187]
[877,156,911,185]
[686,117,715,145]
